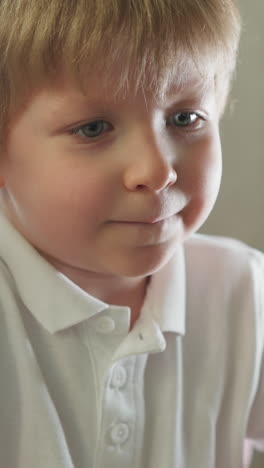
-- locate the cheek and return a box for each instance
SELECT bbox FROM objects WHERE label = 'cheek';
[41,172,112,222]
[198,146,222,203]
[184,133,221,192]
[180,132,222,230]
[203,132,222,201]
[7,162,111,230]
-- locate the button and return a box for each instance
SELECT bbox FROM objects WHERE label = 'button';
[111,366,127,389]
[95,316,116,334]
[110,423,129,445]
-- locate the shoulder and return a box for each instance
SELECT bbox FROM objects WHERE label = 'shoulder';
[0,256,24,340]
[0,257,17,297]
[181,236,264,443]
[185,232,264,261]
[182,234,264,361]
[184,233,264,281]
[183,234,264,326]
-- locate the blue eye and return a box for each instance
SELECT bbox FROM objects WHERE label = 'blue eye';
[69,120,111,139]
[169,111,200,127]
[69,111,203,144]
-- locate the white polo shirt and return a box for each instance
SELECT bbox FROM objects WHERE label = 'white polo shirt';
[0,209,264,468]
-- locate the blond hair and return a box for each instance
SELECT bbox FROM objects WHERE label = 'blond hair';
[0,0,241,145]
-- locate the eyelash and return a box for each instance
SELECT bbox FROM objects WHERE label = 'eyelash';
[68,111,205,142]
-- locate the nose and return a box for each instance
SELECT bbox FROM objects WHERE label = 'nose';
[123,130,177,192]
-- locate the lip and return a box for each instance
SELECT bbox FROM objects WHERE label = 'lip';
[118,215,174,224]
[122,219,165,225]
[111,215,179,244]
[117,215,174,225]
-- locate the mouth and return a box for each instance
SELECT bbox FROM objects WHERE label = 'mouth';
[118,214,176,224]
[120,218,167,225]
[109,213,182,245]
[113,214,178,230]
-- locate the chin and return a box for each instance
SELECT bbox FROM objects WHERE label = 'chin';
[109,240,180,278]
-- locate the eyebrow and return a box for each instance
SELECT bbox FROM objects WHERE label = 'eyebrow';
[47,75,214,119]
[46,98,112,121]
[67,84,210,107]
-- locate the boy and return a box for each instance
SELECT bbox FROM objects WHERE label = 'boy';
[0,0,262,467]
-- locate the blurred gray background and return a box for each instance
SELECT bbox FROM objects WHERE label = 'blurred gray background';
[199,1,264,466]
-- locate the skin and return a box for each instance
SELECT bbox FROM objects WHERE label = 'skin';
[0,62,222,329]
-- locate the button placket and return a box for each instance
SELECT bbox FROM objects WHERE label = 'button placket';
[95,316,116,334]
[104,359,133,453]
[110,366,127,389]
[96,355,147,468]
[110,422,130,446]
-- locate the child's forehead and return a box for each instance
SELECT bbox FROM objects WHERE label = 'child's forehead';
[43,57,216,108]
[8,56,217,133]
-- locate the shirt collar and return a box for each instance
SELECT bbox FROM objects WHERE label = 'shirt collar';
[0,208,185,336]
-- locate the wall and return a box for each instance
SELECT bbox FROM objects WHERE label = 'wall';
[200,0,263,250]
[200,1,264,466]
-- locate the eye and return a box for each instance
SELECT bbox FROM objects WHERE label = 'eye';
[69,120,112,139]
[168,111,203,129]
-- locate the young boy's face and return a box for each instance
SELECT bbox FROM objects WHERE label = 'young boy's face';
[0,62,222,285]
